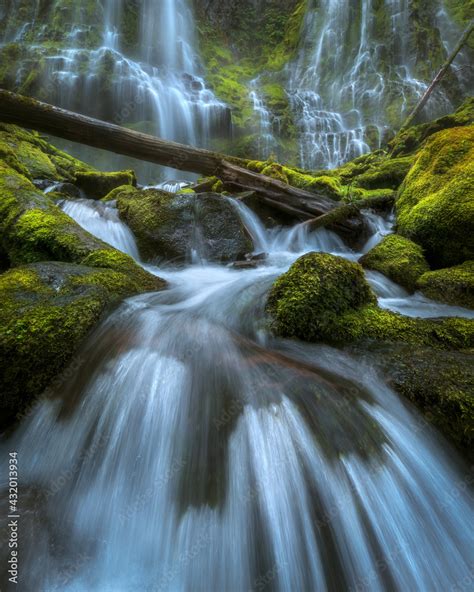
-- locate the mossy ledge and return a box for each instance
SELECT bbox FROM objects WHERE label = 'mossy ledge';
[417,261,474,309]
[0,262,147,429]
[266,252,474,350]
[360,234,430,293]
[0,126,166,427]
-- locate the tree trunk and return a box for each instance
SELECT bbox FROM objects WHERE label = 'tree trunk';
[0,90,336,217]
[400,21,474,131]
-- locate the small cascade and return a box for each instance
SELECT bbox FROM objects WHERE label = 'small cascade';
[248,79,279,159]
[61,198,140,260]
[1,0,231,181]
[286,0,464,169]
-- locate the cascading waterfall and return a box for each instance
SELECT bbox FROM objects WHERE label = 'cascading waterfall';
[1,193,473,591]
[286,0,466,169]
[248,79,280,159]
[0,0,230,180]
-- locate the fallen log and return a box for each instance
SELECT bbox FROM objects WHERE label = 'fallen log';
[304,192,395,232]
[0,89,336,217]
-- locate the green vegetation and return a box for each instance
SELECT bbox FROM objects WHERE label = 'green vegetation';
[267,252,474,350]
[417,261,474,309]
[396,125,474,268]
[360,234,430,292]
[116,188,253,262]
[75,170,137,199]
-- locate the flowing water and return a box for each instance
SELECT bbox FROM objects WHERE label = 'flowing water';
[1,193,473,591]
[0,0,230,181]
[285,0,469,169]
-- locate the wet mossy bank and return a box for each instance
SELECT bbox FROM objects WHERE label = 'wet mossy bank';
[0,124,165,428]
[266,253,474,459]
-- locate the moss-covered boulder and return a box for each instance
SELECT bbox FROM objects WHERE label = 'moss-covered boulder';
[396,125,474,268]
[0,122,94,181]
[75,170,137,199]
[360,234,429,292]
[417,261,474,309]
[0,260,153,428]
[374,345,474,461]
[0,163,159,290]
[267,252,474,349]
[266,252,376,340]
[117,189,253,262]
[389,97,474,157]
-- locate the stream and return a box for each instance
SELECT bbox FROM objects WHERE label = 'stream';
[0,193,473,591]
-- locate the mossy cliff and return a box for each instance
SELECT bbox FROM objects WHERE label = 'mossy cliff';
[0,125,165,428]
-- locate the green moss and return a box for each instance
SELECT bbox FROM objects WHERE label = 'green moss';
[0,161,163,292]
[360,234,430,292]
[396,126,474,268]
[0,123,95,181]
[352,156,414,190]
[267,253,376,340]
[0,259,159,428]
[267,252,474,349]
[417,261,474,309]
[374,345,474,460]
[75,169,137,199]
[101,184,137,202]
[389,98,474,157]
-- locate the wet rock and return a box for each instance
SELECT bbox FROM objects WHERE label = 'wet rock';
[116,189,253,262]
[0,261,163,430]
[75,170,137,199]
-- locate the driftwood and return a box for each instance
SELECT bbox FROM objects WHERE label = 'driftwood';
[0,89,336,218]
[400,21,474,130]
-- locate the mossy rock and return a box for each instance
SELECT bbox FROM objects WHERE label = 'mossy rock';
[0,261,161,429]
[374,345,474,461]
[101,184,137,202]
[267,252,376,340]
[417,261,474,309]
[117,189,253,262]
[360,234,430,292]
[0,162,162,292]
[352,156,414,190]
[396,125,474,268]
[0,123,95,181]
[75,169,137,199]
[267,252,474,349]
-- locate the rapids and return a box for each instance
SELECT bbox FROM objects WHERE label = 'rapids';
[1,193,473,591]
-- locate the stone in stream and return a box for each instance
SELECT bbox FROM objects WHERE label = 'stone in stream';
[116,189,254,263]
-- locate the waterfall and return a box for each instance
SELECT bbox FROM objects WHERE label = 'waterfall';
[0,0,231,179]
[249,79,280,159]
[286,0,467,169]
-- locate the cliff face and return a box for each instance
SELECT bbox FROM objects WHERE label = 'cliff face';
[0,0,472,168]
